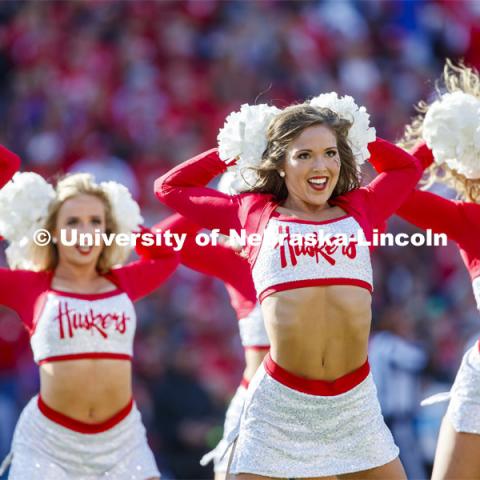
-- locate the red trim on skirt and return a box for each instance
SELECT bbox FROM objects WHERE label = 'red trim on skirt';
[243,345,270,351]
[37,396,134,434]
[264,352,370,396]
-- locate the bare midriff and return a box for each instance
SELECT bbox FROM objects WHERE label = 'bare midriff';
[261,284,371,380]
[40,358,132,423]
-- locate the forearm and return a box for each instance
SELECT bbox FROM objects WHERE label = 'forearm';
[154,149,242,234]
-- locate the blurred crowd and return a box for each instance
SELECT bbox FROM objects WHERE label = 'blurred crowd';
[0,1,479,478]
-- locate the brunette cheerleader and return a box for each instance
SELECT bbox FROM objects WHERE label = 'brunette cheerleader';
[154,95,423,479]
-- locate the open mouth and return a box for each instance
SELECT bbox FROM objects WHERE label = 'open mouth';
[75,244,93,256]
[307,176,328,192]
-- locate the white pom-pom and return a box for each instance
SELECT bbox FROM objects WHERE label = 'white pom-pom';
[217,170,250,195]
[0,172,55,242]
[217,103,281,183]
[100,181,144,234]
[423,91,480,179]
[309,92,376,166]
[5,238,39,271]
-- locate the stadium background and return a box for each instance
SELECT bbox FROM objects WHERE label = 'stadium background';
[0,1,479,478]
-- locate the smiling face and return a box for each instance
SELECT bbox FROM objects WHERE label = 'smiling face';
[282,124,341,211]
[54,194,107,269]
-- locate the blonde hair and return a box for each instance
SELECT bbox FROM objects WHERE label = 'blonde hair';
[32,173,127,273]
[400,59,480,202]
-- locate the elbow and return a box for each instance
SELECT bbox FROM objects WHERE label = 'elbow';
[154,175,174,202]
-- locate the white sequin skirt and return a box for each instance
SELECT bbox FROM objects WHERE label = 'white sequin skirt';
[446,344,480,433]
[2,395,160,479]
[200,380,248,473]
[228,355,399,478]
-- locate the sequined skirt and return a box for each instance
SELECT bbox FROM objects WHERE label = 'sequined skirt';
[3,395,160,479]
[200,379,248,473]
[228,354,399,477]
[446,343,480,433]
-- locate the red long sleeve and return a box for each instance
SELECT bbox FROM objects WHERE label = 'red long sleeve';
[396,186,480,279]
[136,212,256,316]
[409,141,434,170]
[154,148,244,235]
[395,142,480,246]
[0,269,51,332]
[360,137,423,227]
[135,213,202,260]
[106,252,179,302]
[397,190,471,243]
[0,145,20,189]
[333,138,423,230]
[383,142,480,279]
[395,142,469,241]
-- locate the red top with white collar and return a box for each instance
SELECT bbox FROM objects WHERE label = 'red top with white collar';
[139,214,269,348]
[154,139,422,302]
[0,146,179,365]
[252,211,373,302]
[396,143,480,309]
[0,256,179,365]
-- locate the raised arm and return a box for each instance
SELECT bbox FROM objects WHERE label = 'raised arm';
[154,149,243,234]
[0,268,49,332]
[393,142,473,243]
[106,248,179,302]
[134,213,202,260]
[397,190,469,242]
[136,212,252,296]
[335,138,423,228]
[180,237,251,290]
[0,145,20,189]
[360,138,423,226]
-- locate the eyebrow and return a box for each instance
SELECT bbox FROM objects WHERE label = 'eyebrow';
[65,214,103,220]
[294,146,338,152]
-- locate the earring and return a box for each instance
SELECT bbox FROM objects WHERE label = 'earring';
[279,171,285,178]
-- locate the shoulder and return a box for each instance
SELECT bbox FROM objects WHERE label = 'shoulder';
[236,192,275,214]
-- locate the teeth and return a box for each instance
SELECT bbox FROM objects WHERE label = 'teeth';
[308,178,327,185]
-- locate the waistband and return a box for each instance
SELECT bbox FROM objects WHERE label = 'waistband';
[264,352,370,396]
[37,395,134,434]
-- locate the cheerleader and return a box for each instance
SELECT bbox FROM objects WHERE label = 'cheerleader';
[154,95,423,478]
[142,188,269,479]
[0,155,179,479]
[392,61,480,480]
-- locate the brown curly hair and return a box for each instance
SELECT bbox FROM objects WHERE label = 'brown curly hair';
[241,103,361,202]
[399,59,480,203]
